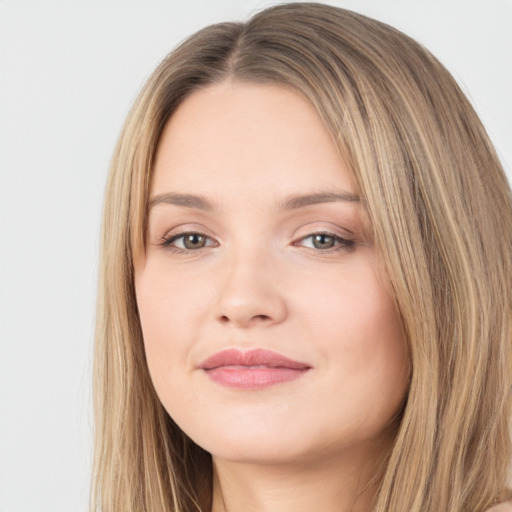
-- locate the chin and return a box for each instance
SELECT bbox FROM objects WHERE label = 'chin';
[180,415,384,468]
[208,440,319,466]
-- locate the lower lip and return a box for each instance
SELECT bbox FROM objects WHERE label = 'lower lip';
[204,366,309,390]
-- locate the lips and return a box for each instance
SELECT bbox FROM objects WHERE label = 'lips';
[199,348,311,390]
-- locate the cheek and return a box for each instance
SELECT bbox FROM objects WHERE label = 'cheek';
[299,263,409,406]
[134,262,207,382]
[299,262,403,345]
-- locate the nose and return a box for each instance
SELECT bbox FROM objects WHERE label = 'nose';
[214,252,288,328]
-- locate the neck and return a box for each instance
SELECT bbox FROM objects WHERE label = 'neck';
[211,446,387,512]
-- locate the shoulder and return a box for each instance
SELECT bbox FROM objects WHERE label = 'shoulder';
[486,502,512,512]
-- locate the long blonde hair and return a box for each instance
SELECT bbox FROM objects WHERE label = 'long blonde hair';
[92,3,512,511]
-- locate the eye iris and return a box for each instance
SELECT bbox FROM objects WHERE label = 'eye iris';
[184,233,206,249]
[313,234,335,249]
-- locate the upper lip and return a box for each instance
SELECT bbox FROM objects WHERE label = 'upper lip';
[199,348,311,370]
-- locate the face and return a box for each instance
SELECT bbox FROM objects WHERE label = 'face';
[134,81,409,466]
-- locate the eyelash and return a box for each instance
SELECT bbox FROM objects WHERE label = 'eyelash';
[158,232,218,253]
[158,231,355,254]
[294,232,356,253]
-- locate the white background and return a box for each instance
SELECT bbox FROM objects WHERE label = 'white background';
[0,1,510,511]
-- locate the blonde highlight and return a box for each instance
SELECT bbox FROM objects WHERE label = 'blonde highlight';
[93,3,512,511]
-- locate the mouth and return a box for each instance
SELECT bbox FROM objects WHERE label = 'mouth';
[198,348,311,390]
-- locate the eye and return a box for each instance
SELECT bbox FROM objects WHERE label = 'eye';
[296,232,355,251]
[160,232,217,251]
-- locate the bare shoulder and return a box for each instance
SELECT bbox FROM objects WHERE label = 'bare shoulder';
[486,502,512,512]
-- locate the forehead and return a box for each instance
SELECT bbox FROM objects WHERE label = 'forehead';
[151,81,356,201]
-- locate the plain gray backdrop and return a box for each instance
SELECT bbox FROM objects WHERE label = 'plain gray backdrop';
[0,1,510,511]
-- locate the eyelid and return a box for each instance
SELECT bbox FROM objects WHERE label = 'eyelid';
[157,228,219,252]
[292,229,356,253]
[154,224,357,254]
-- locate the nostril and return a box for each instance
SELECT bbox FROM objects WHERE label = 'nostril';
[217,313,272,325]
[215,290,288,327]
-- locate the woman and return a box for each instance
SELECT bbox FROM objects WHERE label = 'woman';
[92,3,512,511]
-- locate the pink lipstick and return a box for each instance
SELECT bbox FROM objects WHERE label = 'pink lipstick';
[199,348,310,390]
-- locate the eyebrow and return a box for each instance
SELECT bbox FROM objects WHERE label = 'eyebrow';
[280,191,360,210]
[148,190,360,212]
[148,193,215,211]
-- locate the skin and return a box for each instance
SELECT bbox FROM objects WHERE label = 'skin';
[134,81,410,512]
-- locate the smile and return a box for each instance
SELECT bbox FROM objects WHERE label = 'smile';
[198,348,311,390]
